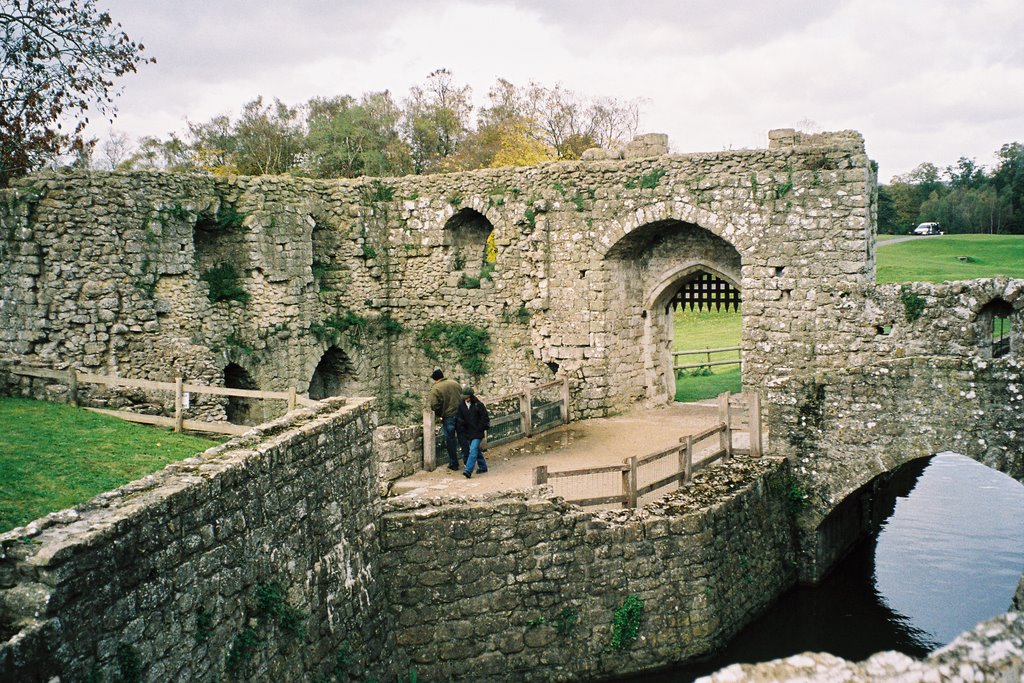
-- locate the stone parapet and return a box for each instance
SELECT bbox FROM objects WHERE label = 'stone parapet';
[0,398,395,682]
[379,457,796,682]
[700,611,1024,682]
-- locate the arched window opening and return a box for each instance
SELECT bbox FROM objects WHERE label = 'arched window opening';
[223,362,257,425]
[193,208,249,304]
[444,208,495,288]
[308,347,358,400]
[977,298,1014,358]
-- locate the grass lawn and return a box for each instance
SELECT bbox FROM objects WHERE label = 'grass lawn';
[876,233,900,241]
[876,234,1024,283]
[0,398,220,533]
[672,307,742,402]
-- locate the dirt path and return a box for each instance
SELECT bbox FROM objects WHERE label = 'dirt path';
[389,402,727,499]
[878,235,934,246]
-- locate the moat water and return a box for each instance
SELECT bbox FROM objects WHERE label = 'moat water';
[622,452,1024,682]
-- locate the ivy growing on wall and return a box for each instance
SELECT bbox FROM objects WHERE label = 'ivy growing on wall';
[624,168,666,190]
[310,308,404,348]
[197,203,247,233]
[310,308,369,347]
[416,321,491,377]
[225,582,307,680]
[201,263,249,304]
[900,286,927,322]
[610,594,644,650]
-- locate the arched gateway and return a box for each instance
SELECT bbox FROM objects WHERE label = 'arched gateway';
[603,218,743,403]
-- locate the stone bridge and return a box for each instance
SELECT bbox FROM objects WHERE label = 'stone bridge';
[1,128,1022,584]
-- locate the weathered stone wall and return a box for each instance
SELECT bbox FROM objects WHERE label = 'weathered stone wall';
[0,131,874,423]
[768,354,1024,581]
[758,278,1024,580]
[0,399,396,682]
[374,423,423,494]
[379,458,796,682]
[700,611,1024,682]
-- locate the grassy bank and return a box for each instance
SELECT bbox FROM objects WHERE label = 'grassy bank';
[877,234,1024,283]
[672,307,742,402]
[0,398,219,532]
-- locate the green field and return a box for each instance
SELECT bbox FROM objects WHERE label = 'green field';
[876,234,1024,283]
[0,398,219,532]
[672,307,742,402]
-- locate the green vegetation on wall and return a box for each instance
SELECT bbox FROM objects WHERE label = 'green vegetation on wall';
[310,309,404,348]
[900,286,927,322]
[610,594,644,650]
[624,168,666,190]
[200,204,247,233]
[201,262,249,304]
[416,321,491,377]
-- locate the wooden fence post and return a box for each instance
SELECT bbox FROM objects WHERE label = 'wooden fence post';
[621,466,631,509]
[683,436,694,482]
[521,389,533,437]
[533,465,548,486]
[718,391,732,461]
[627,456,638,508]
[559,377,570,424]
[748,390,763,458]
[423,408,436,472]
[174,377,184,433]
[287,387,297,412]
[67,369,78,406]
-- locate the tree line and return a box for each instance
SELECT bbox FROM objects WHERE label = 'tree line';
[96,69,641,177]
[878,143,1024,234]
[1,1,639,186]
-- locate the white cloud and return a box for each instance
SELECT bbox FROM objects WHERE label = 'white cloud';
[87,0,1024,180]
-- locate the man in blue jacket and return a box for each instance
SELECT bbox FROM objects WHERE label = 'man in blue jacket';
[456,386,489,478]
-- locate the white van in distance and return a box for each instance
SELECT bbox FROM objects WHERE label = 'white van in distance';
[912,222,943,236]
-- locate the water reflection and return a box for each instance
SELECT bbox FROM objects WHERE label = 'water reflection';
[875,452,1024,644]
[617,452,1024,682]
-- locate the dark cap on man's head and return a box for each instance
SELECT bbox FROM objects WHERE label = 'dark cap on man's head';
[462,386,474,396]
[431,369,444,381]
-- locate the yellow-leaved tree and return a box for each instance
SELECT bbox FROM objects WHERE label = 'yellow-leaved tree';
[489,121,557,168]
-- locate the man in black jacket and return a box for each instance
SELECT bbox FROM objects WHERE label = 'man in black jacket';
[455,386,489,478]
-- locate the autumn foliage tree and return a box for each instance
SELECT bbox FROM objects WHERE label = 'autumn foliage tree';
[0,0,153,185]
[113,69,642,178]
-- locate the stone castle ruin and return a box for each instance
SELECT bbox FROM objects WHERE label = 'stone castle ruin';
[1,130,1022,680]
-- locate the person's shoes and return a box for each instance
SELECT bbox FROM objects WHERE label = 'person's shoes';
[477,468,488,474]
[447,465,459,471]
[463,471,471,478]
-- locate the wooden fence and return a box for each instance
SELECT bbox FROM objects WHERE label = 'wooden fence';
[7,365,318,436]
[532,390,762,509]
[672,345,742,373]
[422,377,570,471]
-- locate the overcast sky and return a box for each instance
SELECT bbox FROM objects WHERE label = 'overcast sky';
[92,0,1024,181]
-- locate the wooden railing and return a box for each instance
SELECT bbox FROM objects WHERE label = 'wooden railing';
[533,390,763,508]
[422,377,570,471]
[672,345,742,372]
[7,365,318,436]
